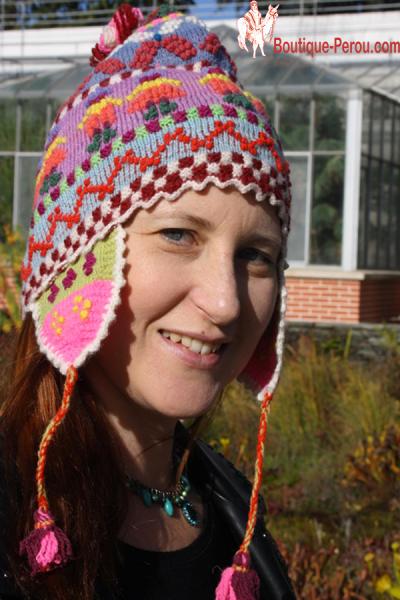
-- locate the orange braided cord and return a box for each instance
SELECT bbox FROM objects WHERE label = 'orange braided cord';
[239,391,272,554]
[36,365,78,516]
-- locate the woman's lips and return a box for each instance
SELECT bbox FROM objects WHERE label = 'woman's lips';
[158,331,225,369]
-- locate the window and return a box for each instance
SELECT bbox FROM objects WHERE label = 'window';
[311,155,344,265]
[286,156,308,262]
[275,93,345,266]
[358,91,400,269]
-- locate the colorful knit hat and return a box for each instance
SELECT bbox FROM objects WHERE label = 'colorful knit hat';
[19,4,291,596]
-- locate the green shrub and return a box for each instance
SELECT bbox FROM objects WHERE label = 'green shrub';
[0,223,25,333]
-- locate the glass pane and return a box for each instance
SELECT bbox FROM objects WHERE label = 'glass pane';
[377,162,391,268]
[283,62,322,86]
[0,157,14,242]
[361,92,371,157]
[314,95,346,151]
[388,166,399,269]
[286,155,308,263]
[310,155,344,265]
[357,159,368,268]
[279,96,310,151]
[383,100,394,163]
[15,156,40,238]
[20,100,47,151]
[263,96,275,126]
[366,158,380,267]
[49,98,63,123]
[0,100,16,151]
[394,104,400,166]
[371,95,383,160]
[48,64,91,101]
[248,54,294,87]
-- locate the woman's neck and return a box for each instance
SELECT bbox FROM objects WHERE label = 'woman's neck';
[106,408,178,489]
[81,359,178,490]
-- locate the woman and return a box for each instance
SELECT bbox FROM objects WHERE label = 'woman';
[0,4,295,599]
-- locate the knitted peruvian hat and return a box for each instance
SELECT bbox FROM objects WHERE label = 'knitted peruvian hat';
[19,4,291,596]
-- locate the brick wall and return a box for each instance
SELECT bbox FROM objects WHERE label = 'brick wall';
[285,271,400,323]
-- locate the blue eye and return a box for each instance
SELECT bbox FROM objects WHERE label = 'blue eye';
[160,228,190,243]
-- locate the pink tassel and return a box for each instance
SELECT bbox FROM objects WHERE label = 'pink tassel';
[19,508,73,576]
[215,552,260,600]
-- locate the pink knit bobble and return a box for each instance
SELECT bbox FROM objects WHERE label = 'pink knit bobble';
[19,508,73,576]
[215,552,260,600]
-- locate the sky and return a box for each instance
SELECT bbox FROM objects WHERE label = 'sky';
[188,0,251,21]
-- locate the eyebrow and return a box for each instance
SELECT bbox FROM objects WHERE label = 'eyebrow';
[152,210,282,247]
[153,211,212,229]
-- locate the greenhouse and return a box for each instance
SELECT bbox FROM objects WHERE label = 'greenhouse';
[0,23,399,278]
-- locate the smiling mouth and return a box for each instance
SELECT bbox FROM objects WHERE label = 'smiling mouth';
[158,330,227,356]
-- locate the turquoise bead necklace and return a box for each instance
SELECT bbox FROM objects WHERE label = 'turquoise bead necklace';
[125,472,199,527]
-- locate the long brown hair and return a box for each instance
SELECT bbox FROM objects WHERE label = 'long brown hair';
[0,312,130,599]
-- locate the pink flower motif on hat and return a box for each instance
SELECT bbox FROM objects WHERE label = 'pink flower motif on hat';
[32,226,126,375]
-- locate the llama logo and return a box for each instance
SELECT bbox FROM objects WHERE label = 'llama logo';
[237,1,279,58]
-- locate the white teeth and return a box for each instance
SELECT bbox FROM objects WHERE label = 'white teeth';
[160,330,222,354]
[190,339,203,353]
[200,343,214,355]
[181,336,192,349]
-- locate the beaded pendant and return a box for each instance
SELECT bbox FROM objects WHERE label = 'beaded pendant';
[125,473,199,527]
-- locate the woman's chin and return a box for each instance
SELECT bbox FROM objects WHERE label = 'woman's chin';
[152,402,215,421]
[147,389,222,420]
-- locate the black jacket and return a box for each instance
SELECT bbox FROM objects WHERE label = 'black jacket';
[0,439,296,599]
[189,439,296,599]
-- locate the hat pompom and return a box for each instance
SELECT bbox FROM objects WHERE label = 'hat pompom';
[19,508,73,576]
[90,3,144,67]
[215,551,260,600]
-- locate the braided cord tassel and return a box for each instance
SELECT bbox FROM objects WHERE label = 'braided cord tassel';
[215,392,273,600]
[20,365,78,576]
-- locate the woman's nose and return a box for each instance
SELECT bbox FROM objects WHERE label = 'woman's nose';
[191,251,241,327]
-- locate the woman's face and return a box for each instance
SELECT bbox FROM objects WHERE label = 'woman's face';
[90,184,282,419]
